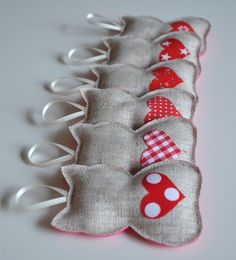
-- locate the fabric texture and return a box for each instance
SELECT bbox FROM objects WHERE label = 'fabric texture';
[91,60,198,98]
[16,13,210,248]
[69,118,196,175]
[81,88,196,129]
[140,171,185,219]
[144,96,182,123]
[119,16,210,53]
[140,129,181,167]
[51,160,202,246]
[103,32,201,72]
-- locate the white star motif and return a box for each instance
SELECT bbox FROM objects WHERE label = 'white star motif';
[161,53,171,61]
[178,25,189,31]
[162,41,172,47]
[180,48,190,55]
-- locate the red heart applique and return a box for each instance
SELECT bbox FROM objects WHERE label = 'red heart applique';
[170,21,195,33]
[140,172,185,219]
[159,38,191,62]
[144,96,182,123]
[140,129,181,167]
[149,67,183,91]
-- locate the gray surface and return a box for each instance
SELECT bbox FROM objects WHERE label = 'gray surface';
[0,0,235,259]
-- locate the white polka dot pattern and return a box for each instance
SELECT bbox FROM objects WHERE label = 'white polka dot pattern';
[164,188,180,201]
[144,202,161,218]
[145,96,182,123]
[146,173,162,184]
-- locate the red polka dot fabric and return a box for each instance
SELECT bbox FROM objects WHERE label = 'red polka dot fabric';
[144,96,182,123]
[21,14,210,246]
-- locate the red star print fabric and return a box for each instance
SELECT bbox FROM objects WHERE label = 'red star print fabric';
[170,21,195,33]
[149,67,183,91]
[159,38,191,62]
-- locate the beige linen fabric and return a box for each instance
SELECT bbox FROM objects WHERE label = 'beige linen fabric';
[69,118,196,174]
[120,16,210,53]
[91,60,198,98]
[80,88,196,128]
[103,32,201,72]
[52,160,202,246]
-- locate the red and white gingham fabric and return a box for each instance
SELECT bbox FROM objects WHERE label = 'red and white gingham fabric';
[141,129,181,167]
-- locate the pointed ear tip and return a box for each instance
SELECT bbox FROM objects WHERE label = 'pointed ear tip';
[79,87,89,96]
[61,165,71,173]
[61,165,78,179]
[183,162,201,178]
[91,66,99,73]
[51,206,73,229]
[50,217,57,228]
[50,217,64,232]
[50,212,61,226]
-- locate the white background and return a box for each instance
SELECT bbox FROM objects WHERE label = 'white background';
[0,0,235,259]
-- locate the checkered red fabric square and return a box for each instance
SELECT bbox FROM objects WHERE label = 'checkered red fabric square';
[140,129,181,167]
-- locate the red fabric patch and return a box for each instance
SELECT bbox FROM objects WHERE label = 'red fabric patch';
[144,96,182,123]
[140,129,181,167]
[140,172,185,219]
[149,67,183,91]
[170,21,195,33]
[159,38,191,62]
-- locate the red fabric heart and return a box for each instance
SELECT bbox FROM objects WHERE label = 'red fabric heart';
[170,21,195,33]
[140,172,185,219]
[144,96,182,123]
[159,38,191,62]
[140,129,181,167]
[149,67,183,91]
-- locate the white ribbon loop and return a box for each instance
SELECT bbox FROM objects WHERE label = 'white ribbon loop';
[67,47,107,65]
[42,100,85,124]
[49,77,96,95]
[86,13,122,32]
[14,185,67,211]
[27,142,75,167]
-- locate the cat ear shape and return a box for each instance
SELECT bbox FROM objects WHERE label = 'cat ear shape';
[29,107,196,169]
[103,36,156,68]
[91,64,153,97]
[86,14,163,39]
[103,33,201,72]
[51,160,202,246]
[67,34,201,70]
[80,88,196,128]
[121,16,209,53]
[49,60,197,98]
[120,16,164,39]
[42,87,196,126]
[70,118,196,175]
[153,32,201,73]
[91,60,197,98]
[51,164,130,235]
[168,17,210,54]
[131,160,202,246]
[147,60,197,98]
[87,14,210,53]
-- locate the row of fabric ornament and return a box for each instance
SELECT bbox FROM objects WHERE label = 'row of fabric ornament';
[15,14,210,247]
